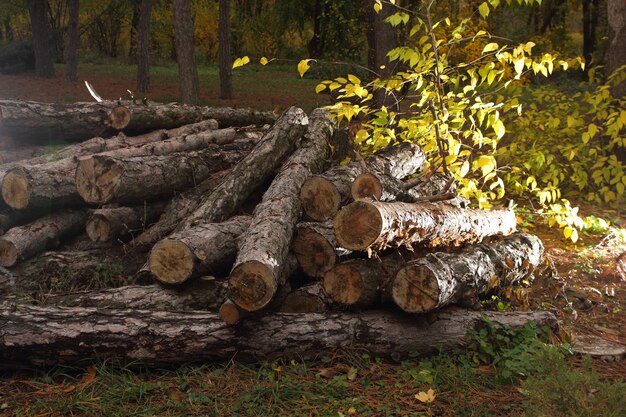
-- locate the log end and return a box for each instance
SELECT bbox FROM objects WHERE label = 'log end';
[109,105,132,130]
[0,238,18,267]
[280,292,326,313]
[300,176,341,221]
[85,214,111,242]
[219,299,247,325]
[351,172,383,201]
[333,200,381,251]
[292,227,336,278]
[75,157,122,204]
[323,263,366,306]
[2,168,30,210]
[148,239,195,284]
[229,261,275,312]
[392,263,439,313]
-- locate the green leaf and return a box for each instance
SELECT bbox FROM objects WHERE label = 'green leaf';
[478,2,490,18]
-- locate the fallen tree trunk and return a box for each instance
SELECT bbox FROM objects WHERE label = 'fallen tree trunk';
[0,209,87,266]
[0,144,54,164]
[392,233,544,314]
[0,209,44,234]
[279,281,335,313]
[0,99,268,143]
[41,278,229,311]
[292,221,351,279]
[334,200,517,252]
[86,202,167,242]
[76,145,250,205]
[179,106,309,229]
[0,305,559,366]
[228,109,335,311]
[131,171,226,249]
[148,216,251,284]
[300,142,426,221]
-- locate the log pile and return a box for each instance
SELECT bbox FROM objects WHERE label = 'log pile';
[0,99,556,367]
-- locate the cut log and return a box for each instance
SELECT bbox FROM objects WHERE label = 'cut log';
[131,170,226,249]
[351,172,457,203]
[179,106,309,229]
[392,233,544,313]
[148,216,251,284]
[228,109,334,311]
[334,200,517,252]
[42,278,229,311]
[86,202,167,242]
[323,259,385,308]
[0,209,86,266]
[219,299,248,325]
[279,282,335,313]
[292,221,351,279]
[75,145,250,205]
[2,158,84,210]
[0,305,559,366]
[300,142,426,221]
[0,99,269,143]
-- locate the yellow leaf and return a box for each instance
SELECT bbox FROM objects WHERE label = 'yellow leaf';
[232,56,250,69]
[374,0,382,13]
[348,74,361,84]
[297,59,312,78]
[259,57,269,66]
[514,58,525,76]
[459,160,470,178]
[415,388,436,403]
[478,2,490,18]
[315,83,327,94]
[482,43,499,54]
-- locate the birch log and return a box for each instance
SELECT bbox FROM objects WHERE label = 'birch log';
[392,233,544,313]
[228,109,334,311]
[0,305,559,366]
[334,200,517,252]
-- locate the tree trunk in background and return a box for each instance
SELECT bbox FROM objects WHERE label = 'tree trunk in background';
[136,0,153,93]
[27,0,55,78]
[219,0,233,99]
[366,0,397,108]
[606,0,626,98]
[3,17,13,42]
[173,0,199,104]
[129,0,141,60]
[308,0,323,58]
[582,0,600,76]
[64,0,79,81]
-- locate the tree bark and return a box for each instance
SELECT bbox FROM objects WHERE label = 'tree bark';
[148,216,251,285]
[2,158,85,210]
[136,0,153,93]
[0,209,43,235]
[86,202,166,242]
[75,144,250,205]
[41,278,228,311]
[0,100,229,143]
[279,281,334,313]
[64,0,80,81]
[367,0,397,109]
[179,106,308,229]
[606,0,626,97]
[392,233,544,314]
[0,305,559,366]
[219,0,233,99]
[173,0,199,104]
[0,209,86,267]
[27,0,55,78]
[131,171,226,249]
[292,221,351,279]
[300,142,426,221]
[229,109,334,311]
[334,200,517,252]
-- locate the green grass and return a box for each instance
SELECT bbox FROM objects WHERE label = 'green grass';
[2,323,624,417]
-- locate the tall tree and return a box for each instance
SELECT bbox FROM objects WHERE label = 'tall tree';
[366,0,397,108]
[172,0,199,104]
[65,0,79,81]
[219,0,232,99]
[606,0,626,98]
[582,0,600,75]
[27,0,55,78]
[136,0,153,93]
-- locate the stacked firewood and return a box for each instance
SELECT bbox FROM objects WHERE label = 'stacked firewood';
[0,99,557,367]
